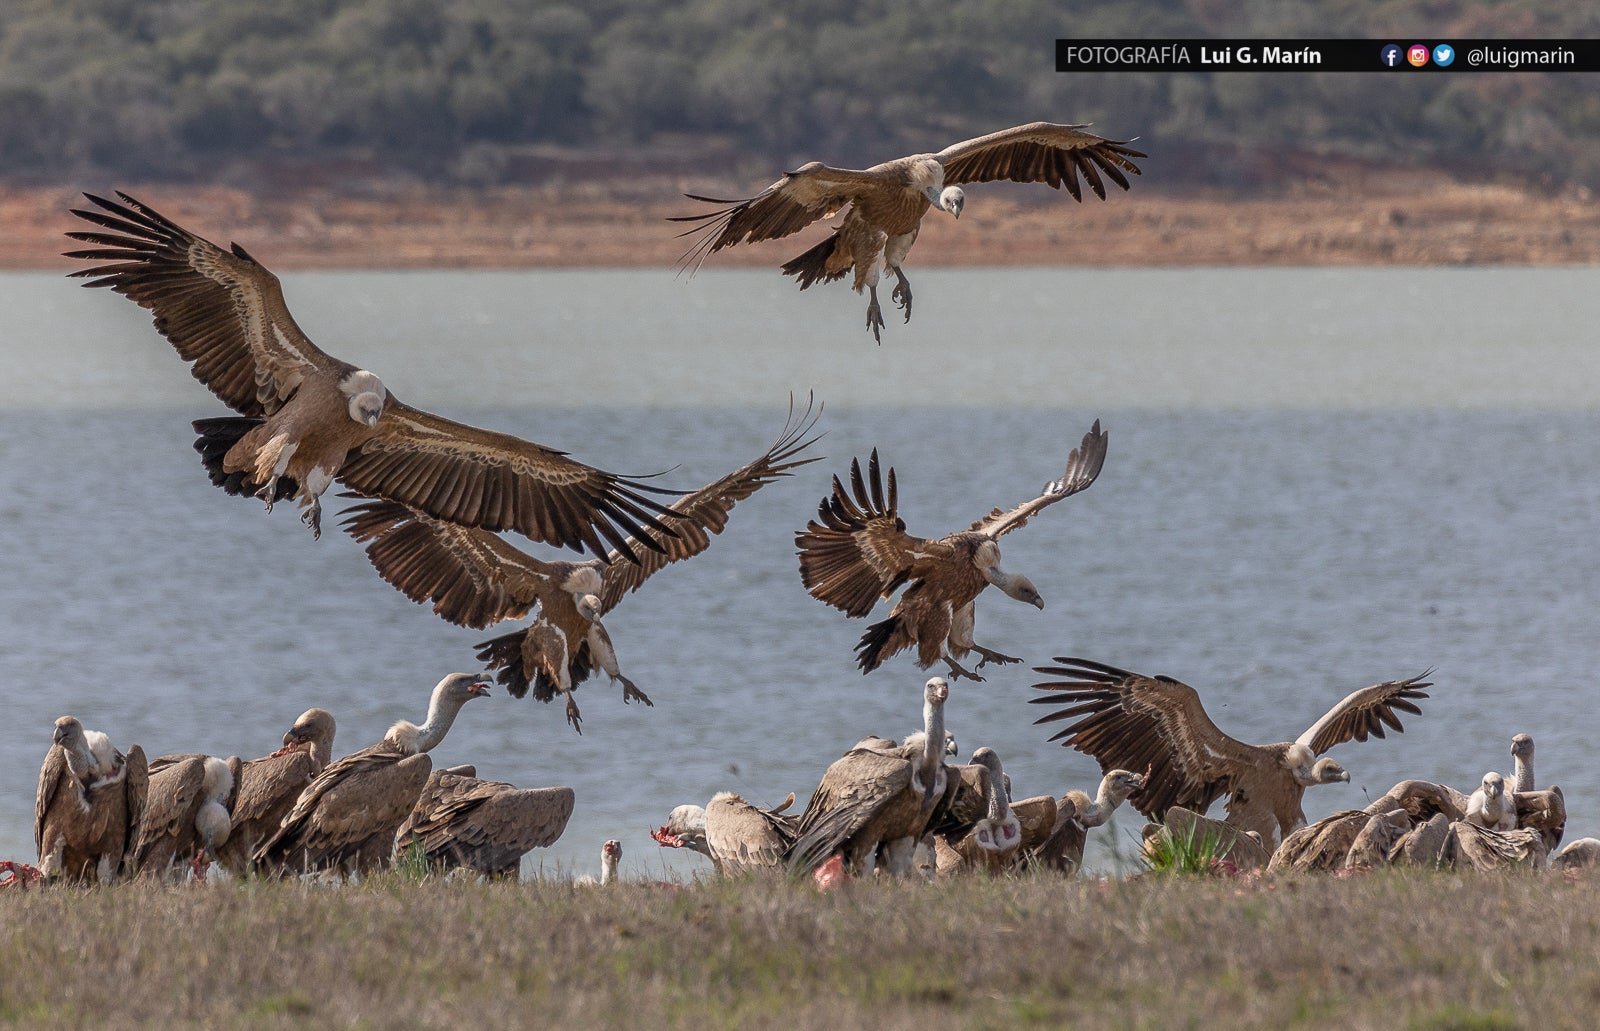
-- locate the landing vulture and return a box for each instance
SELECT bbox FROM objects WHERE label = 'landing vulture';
[788,676,950,877]
[35,716,148,884]
[672,122,1144,342]
[342,400,821,732]
[395,767,574,878]
[253,673,488,877]
[797,420,1106,680]
[651,792,798,873]
[1032,657,1434,846]
[65,192,682,557]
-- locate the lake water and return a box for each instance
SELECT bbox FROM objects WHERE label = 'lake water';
[3,265,1598,878]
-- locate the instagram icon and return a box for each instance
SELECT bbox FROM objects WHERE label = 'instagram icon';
[1407,44,1430,67]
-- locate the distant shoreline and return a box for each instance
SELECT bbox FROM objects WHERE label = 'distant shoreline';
[13,172,1600,270]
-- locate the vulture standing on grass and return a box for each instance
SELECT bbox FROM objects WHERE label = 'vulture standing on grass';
[198,707,338,873]
[35,717,149,884]
[65,191,684,555]
[651,792,798,873]
[1032,657,1434,847]
[787,676,951,877]
[797,420,1106,680]
[136,754,238,881]
[253,673,489,877]
[1465,772,1518,832]
[395,766,574,878]
[343,401,821,732]
[672,122,1145,342]
[1031,768,1147,874]
[925,748,1023,875]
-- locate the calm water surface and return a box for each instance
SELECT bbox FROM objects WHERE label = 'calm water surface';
[3,266,1598,876]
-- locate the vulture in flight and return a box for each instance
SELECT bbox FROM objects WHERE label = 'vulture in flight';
[342,400,821,732]
[35,716,148,884]
[672,122,1144,341]
[1031,657,1435,846]
[797,419,1107,681]
[65,191,681,558]
[252,673,489,877]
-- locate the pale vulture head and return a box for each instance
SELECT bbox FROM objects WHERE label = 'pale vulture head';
[998,573,1044,609]
[279,708,337,761]
[1103,768,1146,804]
[1311,757,1350,785]
[1510,734,1534,761]
[576,594,602,623]
[925,676,949,706]
[939,186,965,218]
[339,370,386,428]
[1480,771,1507,799]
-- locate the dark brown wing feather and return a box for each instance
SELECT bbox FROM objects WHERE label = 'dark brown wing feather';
[969,419,1108,538]
[598,396,822,612]
[1030,657,1256,820]
[1294,670,1435,756]
[795,449,924,617]
[64,192,347,417]
[342,398,684,564]
[935,122,1145,201]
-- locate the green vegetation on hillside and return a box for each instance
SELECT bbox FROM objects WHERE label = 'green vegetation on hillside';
[1,0,1598,188]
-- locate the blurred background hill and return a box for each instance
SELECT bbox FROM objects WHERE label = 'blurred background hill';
[3,0,1598,265]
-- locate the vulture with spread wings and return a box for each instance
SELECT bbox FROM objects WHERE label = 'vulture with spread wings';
[1031,657,1436,846]
[65,192,680,559]
[342,401,822,732]
[796,419,1106,681]
[672,122,1144,341]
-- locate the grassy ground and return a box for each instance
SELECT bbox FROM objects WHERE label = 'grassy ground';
[3,870,1595,1029]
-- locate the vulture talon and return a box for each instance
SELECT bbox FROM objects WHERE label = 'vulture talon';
[891,270,912,321]
[301,498,323,540]
[619,677,653,708]
[865,289,885,344]
[565,695,584,734]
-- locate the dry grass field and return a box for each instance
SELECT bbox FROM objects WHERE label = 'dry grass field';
[3,869,1596,1029]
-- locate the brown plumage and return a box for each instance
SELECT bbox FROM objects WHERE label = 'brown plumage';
[65,191,682,556]
[395,768,574,878]
[252,674,489,877]
[651,792,798,873]
[35,717,148,884]
[672,122,1144,342]
[1032,657,1434,846]
[136,754,239,880]
[342,400,821,732]
[788,677,950,877]
[797,420,1106,680]
[925,749,1023,875]
[206,707,338,873]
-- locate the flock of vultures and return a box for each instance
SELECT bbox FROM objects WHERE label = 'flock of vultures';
[7,122,1599,892]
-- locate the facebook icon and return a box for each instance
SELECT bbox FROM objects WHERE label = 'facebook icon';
[1380,44,1402,67]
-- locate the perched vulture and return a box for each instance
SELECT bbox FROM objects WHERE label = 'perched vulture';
[65,191,683,556]
[395,767,574,878]
[1465,772,1518,831]
[342,400,821,732]
[672,122,1144,342]
[651,792,798,873]
[797,420,1106,680]
[136,754,238,881]
[212,704,337,870]
[925,748,1023,875]
[787,676,950,877]
[1032,657,1435,847]
[35,717,148,884]
[253,673,489,877]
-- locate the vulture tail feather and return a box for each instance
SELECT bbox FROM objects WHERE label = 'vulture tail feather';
[192,417,296,501]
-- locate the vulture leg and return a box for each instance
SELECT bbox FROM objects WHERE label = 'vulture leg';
[300,496,324,539]
[257,477,280,513]
[971,644,1022,670]
[190,848,209,883]
[890,267,913,323]
[865,287,885,343]
[942,655,985,684]
[616,674,652,707]
[563,692,583,734]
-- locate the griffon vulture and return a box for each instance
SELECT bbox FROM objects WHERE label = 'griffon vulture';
[1031,768,1147,874]
[395,767,574,878]
[787,676,950,877]
[1032,657,1434,846]
[201,707,338,873]
[252,673,489,877]
[651,792,798,873]
[342,401,820,732]
[35,716,148,884]
[1509,733,1535,793]
[672,122,1144,341]
[136,754,238,881]
[797,420,1106,680]
[65,192,682,556]
[1466,772,1518,832]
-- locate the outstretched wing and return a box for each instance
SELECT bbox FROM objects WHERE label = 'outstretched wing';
[969,419,1108,538]
[1031,657,1256,819]
[935,122,1145,201]
[340,397,683,564]
[340,496,558,630]
[597,396,823,613]
[796,449,929,617]
[1295,670,1434,756]
[65,191,349,417]
[669,162,892,273]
